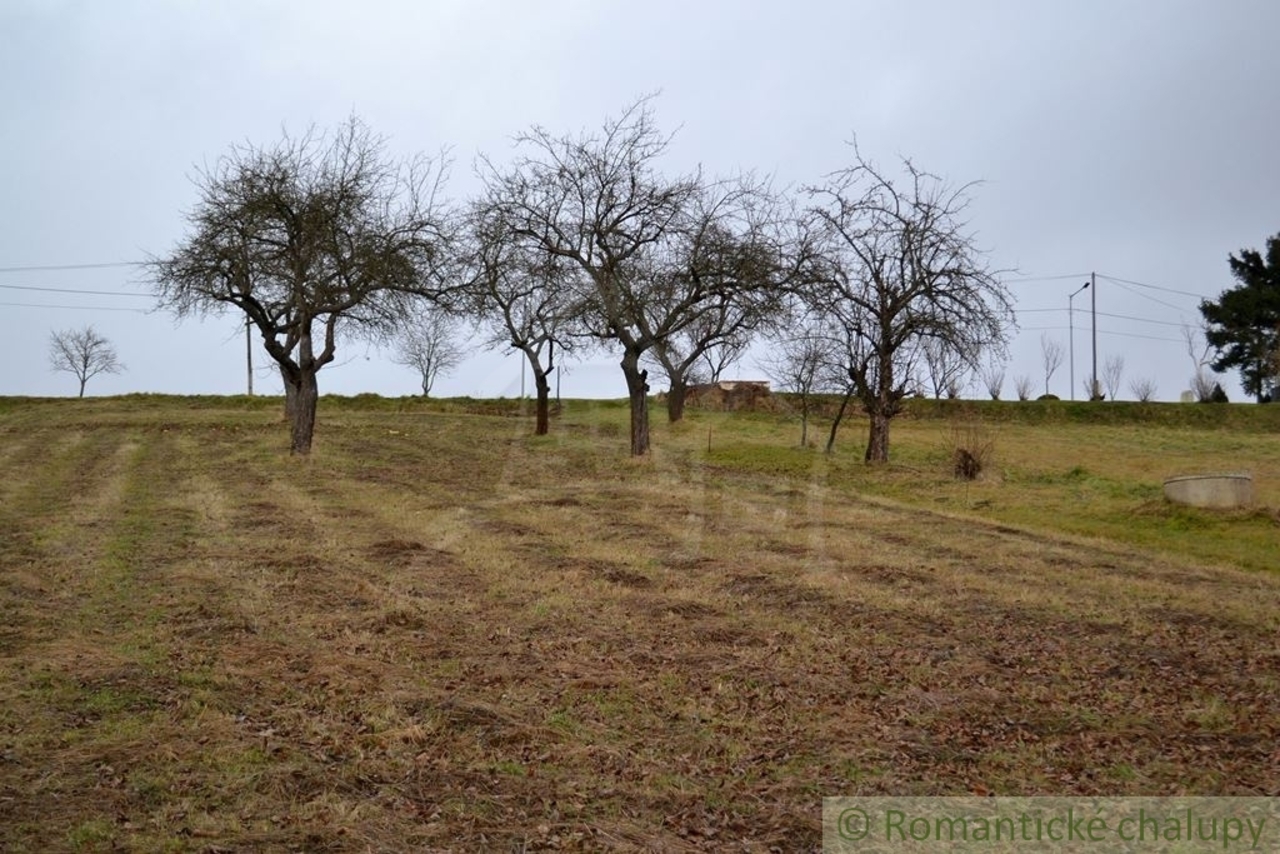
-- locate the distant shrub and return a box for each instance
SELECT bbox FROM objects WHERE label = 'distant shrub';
[1129,377,1158,402]
[948,421,994,481]
[1205,383,1230,403]
[1013,375,1033,401]
[1036,393,1060,401]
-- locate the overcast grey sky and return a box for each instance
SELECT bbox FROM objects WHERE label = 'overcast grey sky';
[3,0,1277,401]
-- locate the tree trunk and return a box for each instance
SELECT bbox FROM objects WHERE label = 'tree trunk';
[288,326,319,456]
[825,390,853,454]
[799,397,809,447]
[621,350,651,456]
[534,370,551,436]
[666,375,688,423]
[864,408,890,464]
[78,378,86,398]
[290,368,319,456]
[281,365,299,424]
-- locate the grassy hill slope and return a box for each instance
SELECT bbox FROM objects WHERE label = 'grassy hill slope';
[1,397,1277,850]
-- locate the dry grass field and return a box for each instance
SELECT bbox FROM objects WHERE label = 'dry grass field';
[1,396,1278,852]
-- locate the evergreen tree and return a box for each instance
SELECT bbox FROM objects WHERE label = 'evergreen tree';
[1200,234,1280,403]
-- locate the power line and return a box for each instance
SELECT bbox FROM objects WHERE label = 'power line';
[1105,279,1192,313]
[1006,270,1206,300]
[1002,273,1091,284]
[0,283,152,297]
[1097,273,1206,299]
[1020,325,1184,344]
[0,261,145,273]
[0,301,149,313]
[1096,310,1190,329]
[1017,307,1189,328]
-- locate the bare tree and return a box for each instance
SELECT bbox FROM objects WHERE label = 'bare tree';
[1013,374,1033,401]
[647,309,757,422]
[1040,334,1065,397]
[151,118,455,455]
[1183,323,1219,402]
[801,149,1013,461]
[1102,354,1125,400]
[467,209,573,434]
[48,325,124,397]
[393,309,465,396]
[758,326,834,447]
[698,333,751,384]
[479,99,792,453]
[921,338,970,400]
[631,176,796,425]
[1188,371,1217,402]
[1129,376,1158,402]
[979,360,1006,400]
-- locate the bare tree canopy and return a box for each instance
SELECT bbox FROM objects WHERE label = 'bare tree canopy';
[921,338,970,400]
[1014,374,1034,401]
[1102,354,1125,400]
[48,325,124,397]
[980,360,1007,400]
[479,99,796,453]
[801,149,1013,461]
[393,310,465,397]
[758,326,834,447]
[1129,376,1158,402]
[150,117,455,454]
[1040,334,1065,396]
[1182,323,1221,402]
[466,207,575,435]
[643,180,799,422]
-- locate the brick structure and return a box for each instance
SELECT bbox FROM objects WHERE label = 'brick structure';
[683,380,772,411]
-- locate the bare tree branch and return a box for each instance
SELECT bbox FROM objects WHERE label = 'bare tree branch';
[48,326,124,397]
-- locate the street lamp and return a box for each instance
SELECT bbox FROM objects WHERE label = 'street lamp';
[1089,271,1098,400]
[1068,281,1089,401]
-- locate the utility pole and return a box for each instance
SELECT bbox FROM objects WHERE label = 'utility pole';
[1068,281,1090,401]
[245,316,253,396]
[1090,271,1098,400]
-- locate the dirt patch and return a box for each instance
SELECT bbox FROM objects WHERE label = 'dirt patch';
[692,625,767,646]
[722,572,833,609]
[635,598,722,619]
[254,553,326,573]
[658,554,719,572]
[539,495,583,507]
[758,539,812,558]
[851,563,936,586]
[236,501,289,530]
[369,538,425,558]
[598,565,654,589]
[472,517,538,538]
